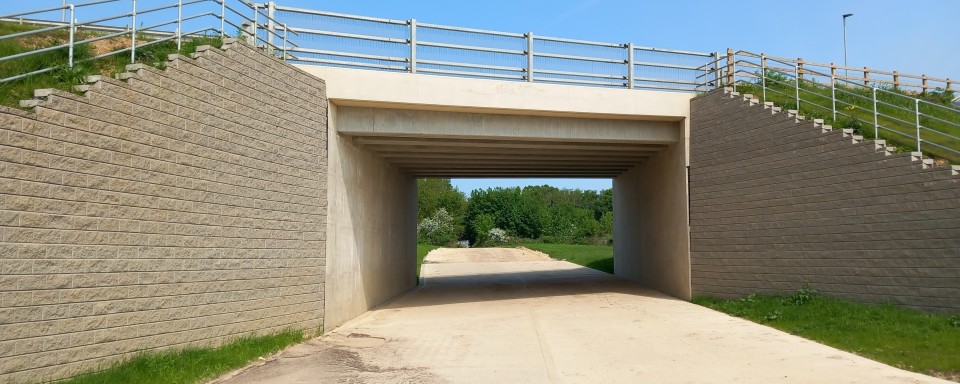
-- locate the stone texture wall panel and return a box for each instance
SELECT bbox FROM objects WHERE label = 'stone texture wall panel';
[689,89,960,313]
[0,40,327,382]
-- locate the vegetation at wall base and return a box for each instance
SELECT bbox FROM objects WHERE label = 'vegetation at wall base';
[520,243,614,274]
[732,72,960,164]
[1,21,223,109]
[56,330,304,384]
[693,288,960,380]
[416,243,441,279]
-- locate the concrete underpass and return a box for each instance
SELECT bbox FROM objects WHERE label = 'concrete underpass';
[218,248,947,384]
[304,65,694,330]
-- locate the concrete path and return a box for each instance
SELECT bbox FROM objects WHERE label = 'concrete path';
[214,248,950,384]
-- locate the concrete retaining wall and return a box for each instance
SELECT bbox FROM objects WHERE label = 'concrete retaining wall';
[0,40,328,382]
[689,89,960,312]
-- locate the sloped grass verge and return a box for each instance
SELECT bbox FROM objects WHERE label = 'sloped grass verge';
[694,289,960,381]
[521,243,614,274]
[1,21,222,109]
[55,330,304,384]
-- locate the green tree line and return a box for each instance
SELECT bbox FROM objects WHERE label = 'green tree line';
[417,179,613,247]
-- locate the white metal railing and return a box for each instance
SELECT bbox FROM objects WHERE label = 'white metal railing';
[0,0,298,84]
[270,4,715,93]
[696,50,960,163]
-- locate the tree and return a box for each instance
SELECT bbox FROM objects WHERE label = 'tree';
[417,179,467,239]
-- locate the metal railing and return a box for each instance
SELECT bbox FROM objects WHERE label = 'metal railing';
[697,50,960,163]
[0,0,297,84]
[269,5,715,93]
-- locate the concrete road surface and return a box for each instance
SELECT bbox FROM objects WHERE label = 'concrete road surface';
[213,247,950,384]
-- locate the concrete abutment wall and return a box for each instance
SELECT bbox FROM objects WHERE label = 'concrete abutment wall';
[614,142,692,300]
[324,104,418,331]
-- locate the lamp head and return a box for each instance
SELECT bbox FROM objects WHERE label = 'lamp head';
[843,13,854,19]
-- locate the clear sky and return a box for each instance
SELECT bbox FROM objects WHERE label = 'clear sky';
[5,0,957,192]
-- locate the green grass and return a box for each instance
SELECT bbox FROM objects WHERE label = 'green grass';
[694,290,960,378]
[57,330,304,384]
[1,21,223,109]
[733,71,960,164]
[521,243,614,274]
[417,243,441,279]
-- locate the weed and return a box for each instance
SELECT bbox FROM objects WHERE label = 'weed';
[950,315,960,328]
[791,283,818,306]
[763,310,783,322]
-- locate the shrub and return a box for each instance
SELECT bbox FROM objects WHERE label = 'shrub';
[417,208,459,246]
[487,227,508,244]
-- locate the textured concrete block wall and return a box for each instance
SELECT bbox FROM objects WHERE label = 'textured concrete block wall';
[0,40,327,382]
[689,89,960,312]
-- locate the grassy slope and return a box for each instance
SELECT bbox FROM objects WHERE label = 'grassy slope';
[1,21,222,108]
[521,243,614,274]
[416,243,441,278]
[59,330,304,384]
[694,293,960,378]
[735,75,960,163]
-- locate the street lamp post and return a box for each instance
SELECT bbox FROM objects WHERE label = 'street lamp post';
[843,13,854,77]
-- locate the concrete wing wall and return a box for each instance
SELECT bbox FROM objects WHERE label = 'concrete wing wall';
[689,89,960,312]
[0,40,328,382]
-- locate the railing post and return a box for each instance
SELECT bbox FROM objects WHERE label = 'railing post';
[892,71,900,90]
[252,3,258,47]
[176,0,182,51]
[281,23,288,60]
[915,99,921,152]
[725,48,733,89]
[760,53,767,102]
[220,0,225,38]
[872,87,879,140]
[130,0,137,63]
[409,19,417,74]
[626,43,634,89]
[713,51,720,87]
[831,63,837,121]
[526,32,534,82]
[863,66,870,87]
[946,78,952,92]
[794,62,800,110]
[797,57,804,81]
[67,5,75,67]
[267,1,276,48]
[921,74,928,95]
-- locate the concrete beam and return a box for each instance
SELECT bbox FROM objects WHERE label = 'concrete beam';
[338,107,680,144]
[296,65,692,121]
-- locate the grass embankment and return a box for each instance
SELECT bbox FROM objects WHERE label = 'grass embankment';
[521,243,614,274]
[694,290,960,380]
[416,243,441,278]
[58,330,304,384]
[734,73,960,164]
[0,21,222,108]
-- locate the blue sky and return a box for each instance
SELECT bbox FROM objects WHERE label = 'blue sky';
[4,0,957,192]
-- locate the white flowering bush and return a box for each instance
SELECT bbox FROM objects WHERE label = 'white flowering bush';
[417,208,459,246]
[487,227,508,244]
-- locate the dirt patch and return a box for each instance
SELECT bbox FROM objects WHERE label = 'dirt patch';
[929,371,960,383]
[424,247,554,264]
[211,333,442,384]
